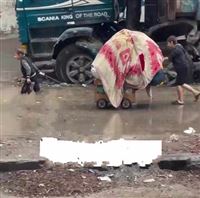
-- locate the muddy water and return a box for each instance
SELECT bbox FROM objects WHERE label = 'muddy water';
[1,84,200,142]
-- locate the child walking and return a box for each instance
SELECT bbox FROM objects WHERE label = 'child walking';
[14,49,40,94]
[167,35,200,105]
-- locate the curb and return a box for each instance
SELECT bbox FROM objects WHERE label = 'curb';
[157,154,200,170]
[0,154,200,172]
[0,160,46,172]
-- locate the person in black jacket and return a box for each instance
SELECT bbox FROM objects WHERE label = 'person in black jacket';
[125,0,142,30]
[15,49,40,94]
[167,35,200,105]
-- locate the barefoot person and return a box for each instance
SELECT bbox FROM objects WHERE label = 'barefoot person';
[167,35,200,105]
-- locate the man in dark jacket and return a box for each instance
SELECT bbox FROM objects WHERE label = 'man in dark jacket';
[125,0,142,30]
[15,49,40,94]
[167,35,200,105]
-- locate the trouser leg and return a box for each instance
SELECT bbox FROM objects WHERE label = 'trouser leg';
[31,76,40,92]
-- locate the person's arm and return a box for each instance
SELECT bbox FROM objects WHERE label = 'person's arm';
[168,52,173,63]
[168,47,180,62]
[21,59,31,83]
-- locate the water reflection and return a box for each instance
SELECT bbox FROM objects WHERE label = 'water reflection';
[102,113,124,139]
[177,106,184,124]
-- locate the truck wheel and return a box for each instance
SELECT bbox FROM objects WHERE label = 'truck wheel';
[121,98,132,109]
[96,99,108,109]
[56,44,94,84]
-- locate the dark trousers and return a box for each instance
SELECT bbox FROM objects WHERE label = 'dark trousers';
[126,0,141,30]
[31,75,40,92]
[21,75,40,94]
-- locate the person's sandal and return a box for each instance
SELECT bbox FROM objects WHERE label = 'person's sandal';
[171,100,184,105]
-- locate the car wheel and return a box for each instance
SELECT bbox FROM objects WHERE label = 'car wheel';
[121,98,132,109]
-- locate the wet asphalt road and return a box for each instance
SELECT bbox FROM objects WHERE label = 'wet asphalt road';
[1,83,200,142]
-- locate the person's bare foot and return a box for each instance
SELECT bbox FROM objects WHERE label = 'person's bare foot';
[171,100,184,105]
[194,92,200,102]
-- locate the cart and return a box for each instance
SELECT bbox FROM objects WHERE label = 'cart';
[94,79,136,109]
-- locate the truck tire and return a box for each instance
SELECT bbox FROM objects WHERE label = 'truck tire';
[193,70,200,83]
[56,44,94,84]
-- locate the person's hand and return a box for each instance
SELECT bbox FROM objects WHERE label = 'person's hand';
[21,77,26,82]
[163,57,169,61]
[26,78,31,84]
[163,57,170,68]
[39,71,45,76]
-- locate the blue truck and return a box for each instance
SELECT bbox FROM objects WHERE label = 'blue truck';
[15,0,200,84]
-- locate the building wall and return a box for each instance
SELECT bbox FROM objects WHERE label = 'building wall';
[0,0,17,34]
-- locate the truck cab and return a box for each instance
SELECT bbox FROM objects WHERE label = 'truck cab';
[15,0,125,83]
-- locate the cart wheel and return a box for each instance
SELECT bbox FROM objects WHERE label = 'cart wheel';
[97,99,108,109]
[121,98,132,109]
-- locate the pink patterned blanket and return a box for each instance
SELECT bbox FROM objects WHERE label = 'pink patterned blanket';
[92,29,163,108]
